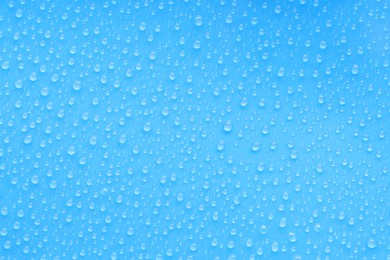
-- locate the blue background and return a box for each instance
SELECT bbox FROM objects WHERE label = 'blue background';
[0,0,389,259]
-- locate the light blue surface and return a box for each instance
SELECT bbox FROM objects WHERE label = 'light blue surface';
[0,0,389,259]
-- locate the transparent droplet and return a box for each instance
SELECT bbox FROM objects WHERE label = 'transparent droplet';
[162,107,169,116]
[257,163,265,172]
[352,64,359,75]
[193,40,201,49]
[89,136,97,145]
[290,150,298,159]
[217,141,225,151]
[1,61,10,70]
[24,135,32,144]
[271,242,279,252]
[40,87,49,96]
[143,122,152,132]
[31,175,39,185]
[320,41,327,49]
[73,80,81,90]
[223,121,232,132]
[29,72,37,82]
[226,15,233,24]
[119,134,127,144]
[288,232,297,242]
[251,143,260,152]
[194,15,203,26]
[67,146,75,155]
[367,238,376,249]
[251,18,258,25]
[15,80,23,89]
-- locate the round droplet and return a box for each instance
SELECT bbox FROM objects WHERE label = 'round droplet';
[223,121,232,132]
[30,72,37,82]
[290,150,298,159]
[288,232,297,242]
[49,181,57,189]
[73,80,81,90]
[194,15,203,26]
[149,51,156,60]
[89,136,97,145]
[143,122,152,132]
[270,142,277,150]
[193,40,201,49]
[367,238,376,249]
[279,218,287,228]
[352,64,359,75]
[320,41,327,49]
[251,142,260,152]
[271,242,279,252]
[79,157,86,165]
[257,163,265,172]
[1,207,8,216]
[226,15,233,24]
[31,175,39,184]
[259,99,265,108]
[139,22,146,31]
[67,146,75,155]
[114,80,120,88]
[260,225,267,234]
[190,243,197,251]
[41,87,49,96]
[1,61,10,70]
[4,241,11,250]
[15,80,23,89]
[240,98,248,107]
[24,135,32,144]
[217,141,225,151]
[119,134,127,144]
[251,18,258,25]
[162,107,169,116]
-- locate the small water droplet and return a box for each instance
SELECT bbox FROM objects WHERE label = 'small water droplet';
[217,141,225,151]
[251,142,260,152]
[73,80,81,90]
[1,61,10,70]
[143,122,152,132]
[367,238,376,249]
[194,15,203,26]
[193,40,201,49]
[31,175,39,185]
[24,135,32,144]
[223,121,232,132]
[352,64,359,75]
[67,146,76,155]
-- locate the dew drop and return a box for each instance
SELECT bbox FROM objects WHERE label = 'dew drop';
[367,238,376,249]
[217,141,225,151]
[223,121,232,132]
[24,135,32,144]
[194,15,203,26]
[143,122,152,132]
[73,80,81,90]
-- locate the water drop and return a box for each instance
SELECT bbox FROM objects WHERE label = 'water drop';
[194,15,203,26]
[24,135,32,144]
[251,143,260,152]
[367,238,376,249]
[73,80,81,90]
[217,141,225,151]
[223,121,232,132]
[143,122,152,132]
